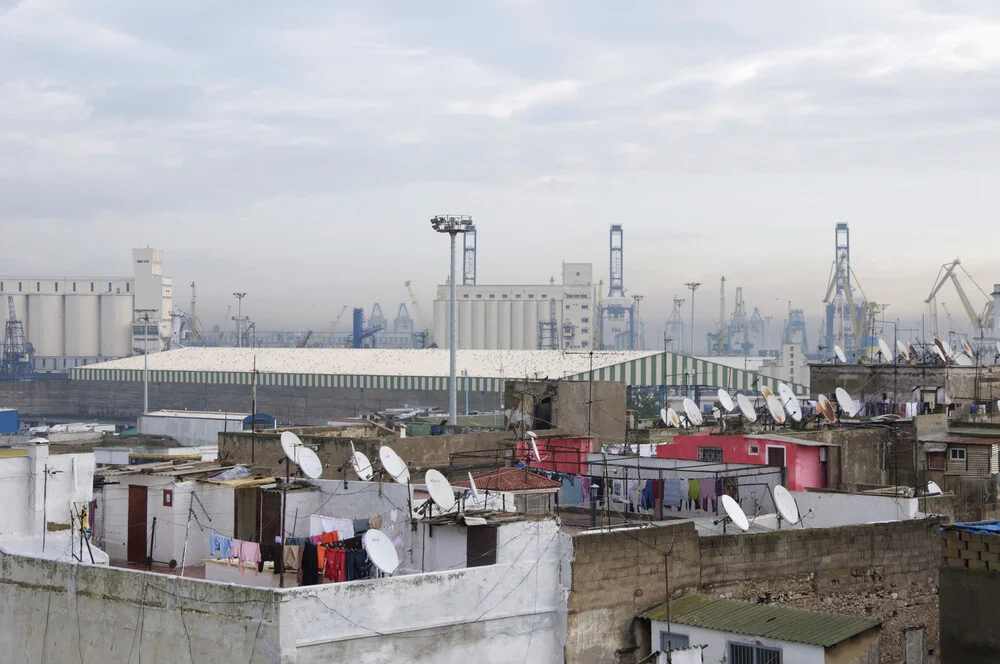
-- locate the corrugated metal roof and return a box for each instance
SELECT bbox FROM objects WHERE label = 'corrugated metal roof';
[745,434,838,448]
[642,594,880,648]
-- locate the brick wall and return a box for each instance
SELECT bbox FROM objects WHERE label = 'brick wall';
[940,543,1000,664]
[941,527,1000,571]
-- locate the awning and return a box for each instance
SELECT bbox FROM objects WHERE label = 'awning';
[922,443,947,453]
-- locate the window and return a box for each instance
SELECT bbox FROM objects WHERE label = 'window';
[581,317,589,323]
[0,282,3,292]
[697,446,723,462]
[475,294,482,299]
[528,294,534,299]
[748,444,759,455]
[515,294,521,299]
[54,282,58,292]
[659,632,689,652]
[162,489,173,507]
[72,282,76,292]
[541,294,547,299]
[108,282,112,291]
[463,294,469,299]
[502,294,508,299]
[581,342,588,348]
[581,328,588,334]
[927,452,946,471]
[951,447,966,461]
[565,305,571,310]
[36,282,40,292]
[126,283,130,292]
[18,282,22,292]
[729,643,781,664]
[576,271,580,276]
[90,282,94,292]
[489,294,495,299]
[581,304,589,310]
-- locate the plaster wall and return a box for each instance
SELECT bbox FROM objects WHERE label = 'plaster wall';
[650,620,823,664]
[790,491,921,528]
[0,449,94,537]
[138,412,246,447]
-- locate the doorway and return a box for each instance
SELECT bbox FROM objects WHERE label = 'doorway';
[127,486,148,563]
[766,446,786,468]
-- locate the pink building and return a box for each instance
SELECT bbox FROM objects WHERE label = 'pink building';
[655,433,830,491]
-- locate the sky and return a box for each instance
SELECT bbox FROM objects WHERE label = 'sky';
[3,0,1000,342]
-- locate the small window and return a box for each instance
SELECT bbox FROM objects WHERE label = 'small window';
[581,317,589,323]
[0,282,3,292]
[528,294,534,299]
[951,448,966,461]
[126,283,130,292]
[697,446,723,462]
[36,282,40,292]
[748,444,759,455]
[541,294,547,299]
[163,489,173,507]
[581,342,588,348]
[476,294,482,299]
[72,282,77,292]
[515,294,521,299]
[729,643,781,664]
[463,294,469,299]
[565,305,571,310]
[581,328,588,334]
[54,282,58,292]
[90,282,94,292]
[108,282,112,291]
[659,632,690,652]
[489,294,495,299]
[18,282,22,292]
[576,271,580,276]
[502,294,508,299]
[581,304,589,310]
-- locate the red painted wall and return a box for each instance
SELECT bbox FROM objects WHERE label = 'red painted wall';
[515,436,594,475]
[655,433,826,491]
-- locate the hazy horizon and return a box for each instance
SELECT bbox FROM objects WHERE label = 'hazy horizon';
[3,1,1000,337]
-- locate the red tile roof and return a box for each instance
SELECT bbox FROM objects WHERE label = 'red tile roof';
[452,467,561,492]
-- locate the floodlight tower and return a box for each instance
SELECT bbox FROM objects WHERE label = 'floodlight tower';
[431,215,474,426]
[685,282,702,355]
[463,225,477,286]
[233,292,247,347]
[609,225,624,299]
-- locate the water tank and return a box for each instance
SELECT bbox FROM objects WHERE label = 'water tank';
[64,295,100,357]
[100,294,133,357]
[27,295,65,356]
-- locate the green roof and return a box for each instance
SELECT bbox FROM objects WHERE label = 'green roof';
[642,594,880,649]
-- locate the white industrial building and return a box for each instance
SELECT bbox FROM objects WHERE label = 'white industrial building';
[0,248,172,372]
[432,262,596,350]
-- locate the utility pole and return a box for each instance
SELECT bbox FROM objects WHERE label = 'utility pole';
[632,295,644,350]
[233,292,247,347]
[684,282,702,355]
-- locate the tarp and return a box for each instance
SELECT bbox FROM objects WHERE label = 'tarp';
[946,520,1000,535]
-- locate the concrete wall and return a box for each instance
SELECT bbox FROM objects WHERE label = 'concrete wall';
[0,379,502,424]
[504,379,626,446]
[824,630,881,664]
[219,428,519,479]
[939,566,1000,664]
[791,491,925,528]
[650,619,824,664]
[810,363,1000,407]
[0,447,95,537]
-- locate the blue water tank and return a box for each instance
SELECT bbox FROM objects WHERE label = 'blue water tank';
[0,409,18,435]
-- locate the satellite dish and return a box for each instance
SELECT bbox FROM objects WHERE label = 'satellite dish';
[720,494,750,532]
[666,407,681,428]
[878,339,893,363]
[773,485,801,525]
[682,398,703,426]
[933,337,951,359]
[765,394,786,425]
[296,447,323,479]
[817,394,837,423]
[660,408,668,425]
[363,529,400,575]
[718,388,735,413]
[926,481,942,496]
[897,340,910,361]
[835,387,857,417]
[736,394,757,423]
[280,431,304,462]
[955,353,974,367]
[962,339,974,357]
[834,345,847,363]
[761,385,774,400]
[932,343,948,364]
[424,469,457,512]
[908,342,918,360]
[468,472,481,501]
[379,446,411,484]
[351,451,373,481]
[526,431,541,462]
[778,383,802,422]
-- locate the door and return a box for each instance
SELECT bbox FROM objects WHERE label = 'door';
[234,487,261,541]
[260,491,282,543]
[127,486,148,563]
[466,525,498,568]
[766,446,785,468]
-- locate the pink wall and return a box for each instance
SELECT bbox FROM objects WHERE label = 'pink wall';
[655,433,827,491]
[515,436,593,475]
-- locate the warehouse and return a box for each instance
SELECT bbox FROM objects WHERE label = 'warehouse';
[34,347,811,424]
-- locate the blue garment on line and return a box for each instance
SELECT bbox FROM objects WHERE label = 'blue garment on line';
[561,476,583,505]
[641,480,654,510]
[209,534,235,559]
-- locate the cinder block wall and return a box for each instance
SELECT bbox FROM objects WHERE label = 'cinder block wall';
[941,528,1000,571]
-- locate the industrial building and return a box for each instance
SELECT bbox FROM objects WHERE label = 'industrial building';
[0,248,173,373]
[432,262,596,350]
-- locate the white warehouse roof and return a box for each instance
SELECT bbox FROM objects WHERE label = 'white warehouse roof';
[70,347,807,395]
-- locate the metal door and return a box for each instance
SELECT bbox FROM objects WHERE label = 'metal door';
[127,485,148,563]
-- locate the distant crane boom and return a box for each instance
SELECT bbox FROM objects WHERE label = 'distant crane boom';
[404,281,432,346]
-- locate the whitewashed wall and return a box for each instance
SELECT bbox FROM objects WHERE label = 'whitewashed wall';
[650,620,823,664]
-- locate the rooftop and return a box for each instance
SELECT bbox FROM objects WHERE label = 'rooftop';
[142,410,249,420]
[452,467,561,492]
[642,594,880,648]
[71,347,659,379]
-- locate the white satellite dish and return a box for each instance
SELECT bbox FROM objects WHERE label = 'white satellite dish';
[660,408,668,425]
[379,446,411,484]
[765,394,786,425]
[761,385,774,400]
[351,450,373,481]
[720,494,750,532]
[926,481,942,496]
[778,383,802,422]
[933,336,951,359]
[526,431,541,462]
[897,340,910,361]
[718,388,735,413]
[908,342,919,360]
[955,353,974,367]
[835,387,857,417]
[666,407,681,428]
[772,485,801,525]
[280,431,304,462]
[878,339,893,363]
[424,469,457,512]
[467,472,481,501]
[817,394,836,423]
[962,339,974,357]
[295,447,323,479]
[682,398,703,426]
[834,345,847,363]
[736,394,757,423]
[932,343,949,364]
[363,529,400,575]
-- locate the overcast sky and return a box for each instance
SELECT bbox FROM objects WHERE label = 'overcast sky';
[3,1,1000,343]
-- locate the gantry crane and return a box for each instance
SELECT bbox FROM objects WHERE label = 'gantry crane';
[823,254,879,357]
[925,259,994,339]
[404,281,432,348]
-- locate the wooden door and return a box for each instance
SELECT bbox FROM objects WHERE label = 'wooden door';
[260,491,282,543]
[766,446,785,468]
[127,485,148,563]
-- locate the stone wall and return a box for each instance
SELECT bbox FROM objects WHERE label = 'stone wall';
[0,379,502,424]
[810,363,1000,406]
